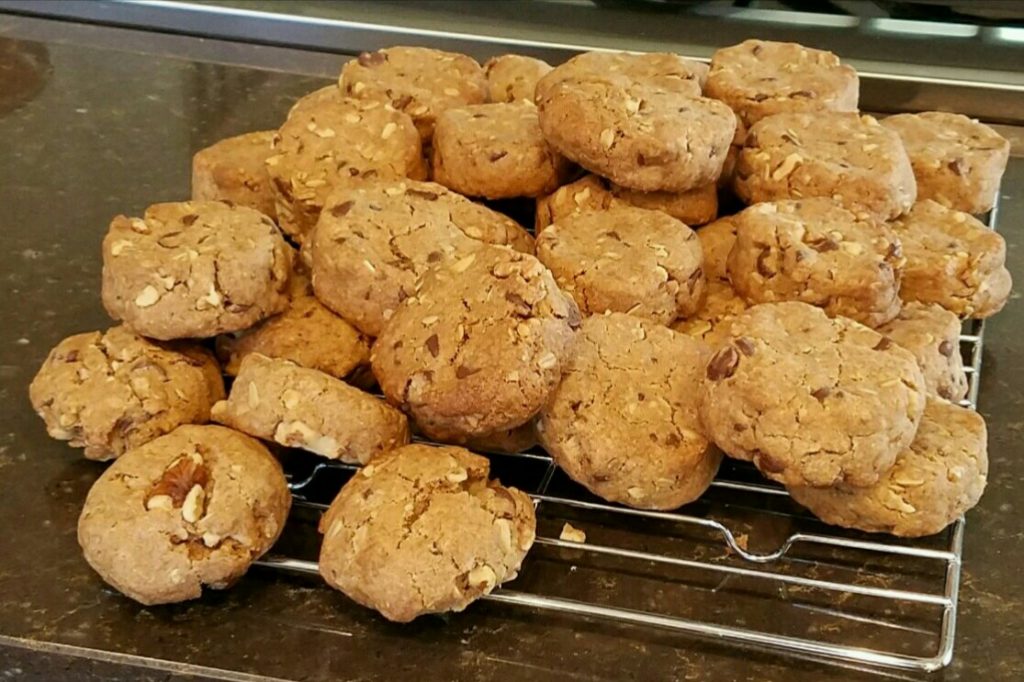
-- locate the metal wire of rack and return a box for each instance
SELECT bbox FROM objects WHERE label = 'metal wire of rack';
[255,202,998,675]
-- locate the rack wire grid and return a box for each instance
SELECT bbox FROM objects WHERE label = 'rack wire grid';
[255,199,999,675]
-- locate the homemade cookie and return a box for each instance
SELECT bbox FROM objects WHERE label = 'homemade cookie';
[462,421,539,455]
[78,425,290,605]
[339,47,487,141]
[535,174,717,230]
[216,295,371,379]
[536,51,707,100]
[891,200,1012,318]
[29,326,224,461]
[267,95,426,240]
[788,399,987,537]
[538,78,735,192]
[191,131,277,219]
[535,206,705,324]
[212,354,408,464]
[671,281,748,343]
[696,216,739,283]
[882,112,1010,214]
[287,84,344,120]
[700,302,927,488]
[537,313,721,510]
[876,302,968,402]
[318,444,535,622]
[484,54,552,103]
[734,112,916,220]
[706,40,859,128]
[727,199,904,327]
[310,179,534,336]
[372,246,580,440]
[431,102,570,199]
[101,201,292,340]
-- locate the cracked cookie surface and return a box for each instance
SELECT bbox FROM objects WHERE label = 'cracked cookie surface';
[726,198,904,327]
[78,425,291,605]
[699,302,926,488]
[339,47,487,142]
[890,199,1012,319]
[536,206,705,324]
[318,443,535,622]
[29,326,224,461]
[484,54,552,103]
[372,246,580,440]
[212,354,408,464]
[788,399,987,537]
[734,112,916,220]
[431,102,570,199]
[876,302,968,402]
[311,179,534,337]
[535,174,717,230]
[537,313,721,510]
[705,40,858,128]
[881,111,1009,214]
[101,201,293,340]
[671,281,748,343]
[191,131,278,220]
[267,95,425,240]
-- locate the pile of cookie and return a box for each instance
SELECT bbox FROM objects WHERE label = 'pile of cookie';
[29,41,1010,622]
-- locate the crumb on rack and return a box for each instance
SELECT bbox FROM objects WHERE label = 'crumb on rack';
[560,522,587,543]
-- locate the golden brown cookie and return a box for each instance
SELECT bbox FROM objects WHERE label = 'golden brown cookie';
[670,281,748,343]
[891,200,1012,318]
[101,201,292,340]
[881,112,1009,214]
[696,216,738,283]
[310,179,534,336]
[538,313,721,509]
[29,326,224,461]
[372,246,580,440]
[876,302,968,402]
[705,40,858,128]
[287,83,344,120]
[78,425,290,605]
[788,399,987,537]
[535,206,704,324]
[700,302,927,488]
[339,47,487,141]
[734,112,917,220]
[191,131,277,219]
[484,54,552,103]
[431,102,570,199]
[318,444,535,622]
[212,354,408,464]
[536,51,707,100]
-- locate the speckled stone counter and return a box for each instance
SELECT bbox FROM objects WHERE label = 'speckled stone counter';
[0,14,1021,682]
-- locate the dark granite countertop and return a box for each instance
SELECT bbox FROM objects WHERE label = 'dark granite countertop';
[0,13,1022,682]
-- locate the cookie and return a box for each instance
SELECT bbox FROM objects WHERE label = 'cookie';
[881,112,1009,214]
[267,95,426,240]
[212,354,408,464]
[372,246,580,440]
[705,40,858,128]
[734,112,917,220]
[537,78,736,192]
[29,326,224,461]
[484,54,552,103]
[318,443,535,622]
[876,302,968,402]
[101,201,292,340]
[310,179,534,337]
[287,83,344,120]
[215,295,371,380]
[191,131,277,220]
[536,51,707,100]
[891,199,1012,318]
[726,199,904,327]
[788,399,987,537]
[535,174,718,230]
[462,420,539,455]
[78,425,290,605]
[431,102,570,199]
[696,216,738,283]
[537,313,721,510]
[339,47,487,141]
[700,302,927,488]
[671,281,748,343]
[535,206,705,324]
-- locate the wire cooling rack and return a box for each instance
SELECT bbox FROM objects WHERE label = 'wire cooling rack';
[255,201,998,675]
